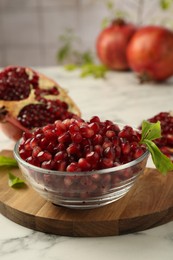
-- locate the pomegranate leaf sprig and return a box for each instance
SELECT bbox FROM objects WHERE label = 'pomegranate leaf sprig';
[8,172,25,188]
[140,120,173,175]
[0,155,26,188]
[0,156,18,167]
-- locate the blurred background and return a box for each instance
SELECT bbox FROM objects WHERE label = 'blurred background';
[0,0,173,67]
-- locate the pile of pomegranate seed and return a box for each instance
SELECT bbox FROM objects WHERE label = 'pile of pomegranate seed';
[19,116,146,172]
[145,112,173,157]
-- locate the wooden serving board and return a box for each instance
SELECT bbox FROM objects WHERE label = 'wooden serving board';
[0,150,173,237]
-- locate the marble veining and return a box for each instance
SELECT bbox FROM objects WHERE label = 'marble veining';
[0,67,173,260]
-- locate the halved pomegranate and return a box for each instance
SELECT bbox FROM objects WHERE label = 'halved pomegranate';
[0,66,81,141]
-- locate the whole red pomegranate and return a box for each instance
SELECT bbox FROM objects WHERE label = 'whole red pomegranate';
[126,25,173,82]
[0,66,81,141]
[96,19,137,70]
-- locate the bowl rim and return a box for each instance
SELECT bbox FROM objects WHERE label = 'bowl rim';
[13,139,149,176]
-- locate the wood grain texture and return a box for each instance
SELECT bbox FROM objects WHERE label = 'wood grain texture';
[0,150,173,237]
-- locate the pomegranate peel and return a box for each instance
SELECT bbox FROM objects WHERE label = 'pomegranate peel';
[0,66,81,141]
[0,106,30,140]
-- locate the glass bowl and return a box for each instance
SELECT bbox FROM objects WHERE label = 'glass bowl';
[13,141,149,209]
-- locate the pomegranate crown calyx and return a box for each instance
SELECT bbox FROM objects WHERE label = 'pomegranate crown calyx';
[112,18,126,26]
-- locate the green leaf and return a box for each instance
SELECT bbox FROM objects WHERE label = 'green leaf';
[8,172,26,188]
[57,44,71,62]
[140,120,173,174]
[143,140,173,175]
[80,63,108,78]
[160,0,173,9]
[81,51,94,64]
[106,0,114,10]
[0,156,18,168]
[64,64,78,71]
[141,120,162,142]
[101,17,110,29]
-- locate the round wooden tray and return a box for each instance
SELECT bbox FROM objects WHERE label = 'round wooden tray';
[0,151,173,237]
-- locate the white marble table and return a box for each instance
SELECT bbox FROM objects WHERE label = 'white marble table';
[1,67,173,260]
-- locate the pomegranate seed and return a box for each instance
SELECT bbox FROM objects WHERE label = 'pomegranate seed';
[66,162,81,172]
[69,122,80,134]
[111,175,122,186]
[47,142,55,153]
[88,122,100,134]
[93,134,103,145]
[55,120,67,135]
[167,134,173,145]
[102,140,112,149]
[58,132,71,143]
[32,146,42,158]
[160,147,172,158]
[64,176,74,187]
[103,147,115,160]
[37,151,52,162]
[71,132,83,143]
[42,124,54,132]
[122,169,133,180]
[80,125,94,138]
[112,136,120,147]
[91,173,101,182]
[63,118,75,127]
[115,146,122,158]
[43,129,56,141]
[22,132,33,141]
[86,151,100,165]
[39,137,49,150]
[26,156,40,167]
[133,148,145,159]
[67,143,80,156]
[130,142,138,151]
[119,126,133,138]
[100,158,113,168]
[89,116,100,123]
[78,158,91,171]
[94,145,103,156]
[121,141,131,154]
[105,130,116,139]
[41,160,53,169]
[54,151,67,161]
[24,139,33,151]
[57,160,67,171]
[101,174,111,186]
[20,149,31,160]
[80,176,93,187]
[55,143,65,152]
